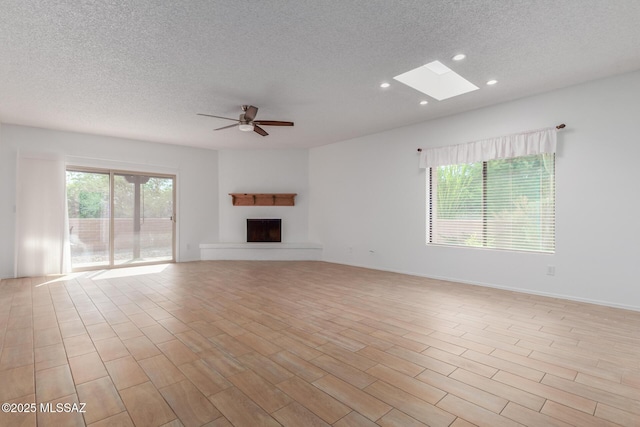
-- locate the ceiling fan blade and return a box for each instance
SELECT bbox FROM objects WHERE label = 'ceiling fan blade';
[214,123,239,131]
[244,105,258,122]
[253,125,269,136]
[253,120,294,127]
[197,113,238,121]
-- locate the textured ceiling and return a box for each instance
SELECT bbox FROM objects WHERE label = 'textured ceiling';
[1,1,639,149]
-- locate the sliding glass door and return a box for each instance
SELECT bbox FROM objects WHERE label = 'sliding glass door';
[67,168,175,270]
[67,170,111,269]
[113,173,175,265]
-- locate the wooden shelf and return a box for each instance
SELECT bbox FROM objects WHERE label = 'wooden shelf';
[229,193,297,206]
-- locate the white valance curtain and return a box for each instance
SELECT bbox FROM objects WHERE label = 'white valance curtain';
[15,151,70,277]
[419,127,557,168]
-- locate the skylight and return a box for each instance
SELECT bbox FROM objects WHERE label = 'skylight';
[393,60,479,101]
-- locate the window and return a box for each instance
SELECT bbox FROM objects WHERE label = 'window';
[429,153,555,253]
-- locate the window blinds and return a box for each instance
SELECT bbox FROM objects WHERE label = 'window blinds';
[425,128,557,253]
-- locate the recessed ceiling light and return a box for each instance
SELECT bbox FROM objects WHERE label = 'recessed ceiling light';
[486,79,498,85]
[419,100,428,105]
[380,82,390,88]
[452,54,466,61]
[393,60,479,101]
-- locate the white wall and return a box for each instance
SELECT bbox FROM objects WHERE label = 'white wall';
[309,70,640,310]
[0,125,219,277]
[218,149,309,243]
[3,71,639,311]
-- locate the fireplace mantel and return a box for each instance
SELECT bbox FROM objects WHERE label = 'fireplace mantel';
[229,193,297,206]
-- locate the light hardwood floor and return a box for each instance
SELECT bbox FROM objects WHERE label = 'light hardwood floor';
[1,261,639,427]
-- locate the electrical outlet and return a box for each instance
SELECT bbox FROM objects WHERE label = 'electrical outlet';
[547,265,555,276]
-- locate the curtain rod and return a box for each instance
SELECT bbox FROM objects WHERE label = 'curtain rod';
[416,123,566,152]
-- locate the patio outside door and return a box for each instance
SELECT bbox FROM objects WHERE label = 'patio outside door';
[67,168,175,270]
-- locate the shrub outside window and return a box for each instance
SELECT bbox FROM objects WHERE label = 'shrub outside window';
[428,153,555,253]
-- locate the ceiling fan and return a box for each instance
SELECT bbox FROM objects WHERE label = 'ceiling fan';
[197,105,294,136]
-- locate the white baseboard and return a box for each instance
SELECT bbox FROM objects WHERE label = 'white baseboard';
[321,258,640,313]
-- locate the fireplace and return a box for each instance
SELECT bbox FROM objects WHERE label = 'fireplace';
[247,219,281,242]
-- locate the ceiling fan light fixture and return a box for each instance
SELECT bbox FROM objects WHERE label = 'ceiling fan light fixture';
[199,105,293,137]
